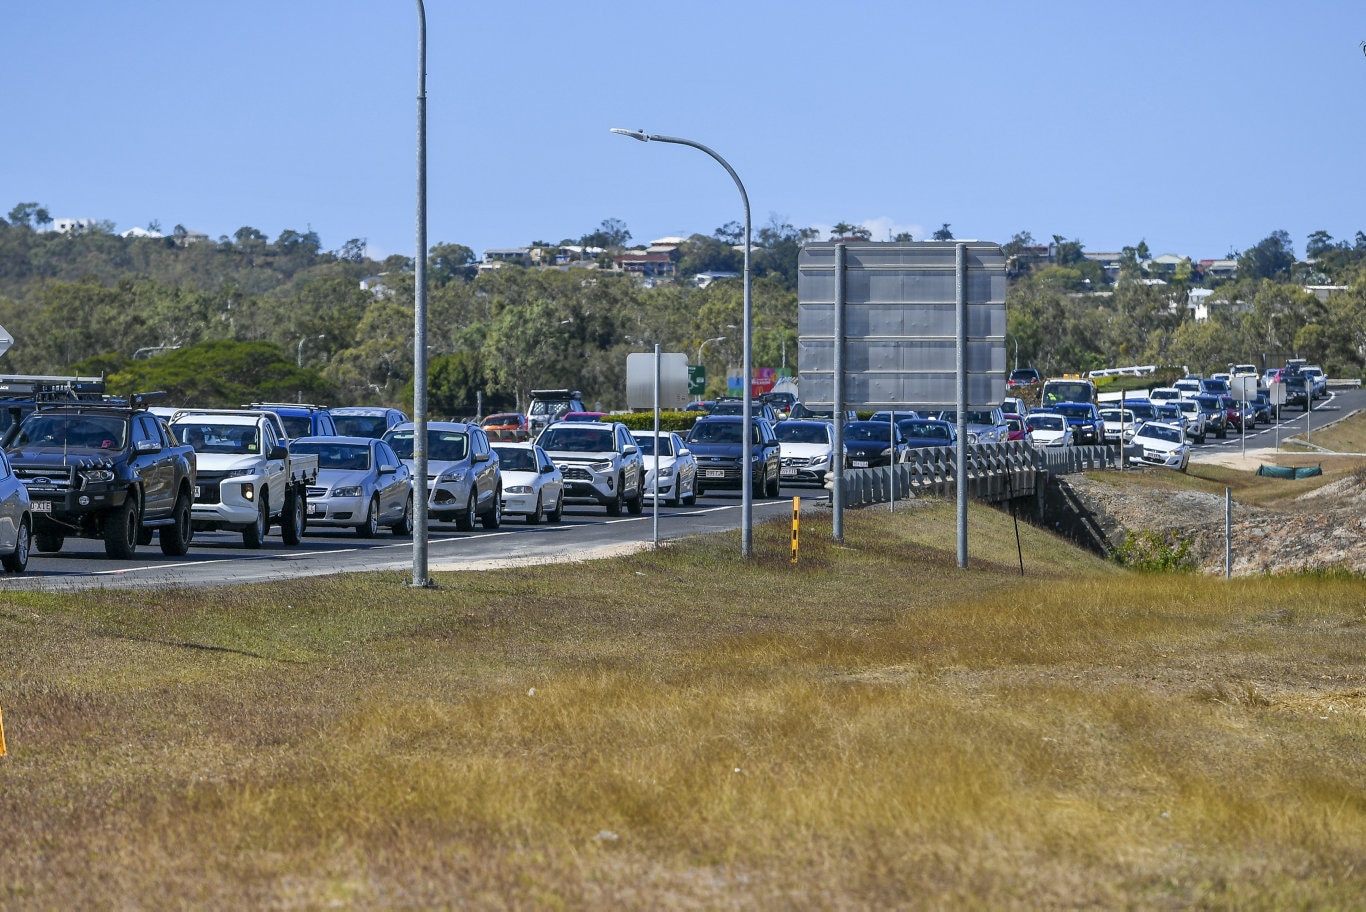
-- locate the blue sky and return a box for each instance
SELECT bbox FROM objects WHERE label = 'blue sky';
[5,2,1365,264]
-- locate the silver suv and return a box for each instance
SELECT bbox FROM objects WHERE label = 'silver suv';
[536,420,644,516]
[382,421,502,530]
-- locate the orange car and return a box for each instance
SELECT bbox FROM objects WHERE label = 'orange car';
[481,412,531,441]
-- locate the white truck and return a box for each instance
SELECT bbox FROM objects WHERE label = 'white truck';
[168,409,319,548]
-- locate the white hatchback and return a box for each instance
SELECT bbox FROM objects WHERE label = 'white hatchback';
[491,442,563,523]
[631,430,697,507]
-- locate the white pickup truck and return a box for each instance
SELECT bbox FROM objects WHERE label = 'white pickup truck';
[169,409,319,547]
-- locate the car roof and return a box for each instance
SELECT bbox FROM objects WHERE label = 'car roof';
[291,435,377,446]
[386,420,474,432]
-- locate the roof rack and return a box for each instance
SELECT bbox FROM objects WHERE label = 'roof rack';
[246,401,331,411]
[0,373,106,400]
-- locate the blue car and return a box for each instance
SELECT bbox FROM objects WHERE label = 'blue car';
[1050,402,1104,445]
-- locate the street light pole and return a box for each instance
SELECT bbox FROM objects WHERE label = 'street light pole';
[696,335,726,365]
[297,334,325,368]
[612,127,755,557]
[411,0,433,588]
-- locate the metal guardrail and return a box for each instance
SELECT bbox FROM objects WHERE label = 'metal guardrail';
[838,442,1122,507]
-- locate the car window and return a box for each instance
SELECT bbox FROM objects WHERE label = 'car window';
[1026,415,1064,430]
[492,446,537,472]
[776,423,829,445]
[291,441,372,470]
[173,421,260,454]
[539,426,614,452]
[687,421,742,445]
[334,414,387,438]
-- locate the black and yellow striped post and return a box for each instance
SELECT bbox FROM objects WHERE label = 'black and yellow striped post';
[791,497,800,564]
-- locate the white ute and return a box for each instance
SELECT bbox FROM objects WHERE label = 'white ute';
[170,409,320,547]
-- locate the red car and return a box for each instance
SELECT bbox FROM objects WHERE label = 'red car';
[1004,413,1031,442]
[481,412,531,441]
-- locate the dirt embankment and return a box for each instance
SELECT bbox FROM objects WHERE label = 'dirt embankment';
[1060,456,1366,576]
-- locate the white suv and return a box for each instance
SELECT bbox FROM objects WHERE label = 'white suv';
[536,420,644,516]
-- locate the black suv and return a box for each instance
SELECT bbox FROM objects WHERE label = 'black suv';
[684,415,781,498]
[4,396,197,558]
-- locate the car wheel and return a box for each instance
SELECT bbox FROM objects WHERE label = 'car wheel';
[455,493,476,531]
[390,493,414,536]
[682,475,697,507]
[694,483,705,498]
[243,496,267,548]
[281,487,304,545]
[104,493,141,559]
[137,526,154,546]
[159,491,193,556]
[357,497,379,537]
[626,480,644,515]
[3,518,30,573]
[605,480,623,516]
[667,479,681,508]
[547,490,563,523]
[35,531,63,553]
[765,466,780,498]
[1217,427,1227,439]
[481,489,502,529]
[526,494,543,524]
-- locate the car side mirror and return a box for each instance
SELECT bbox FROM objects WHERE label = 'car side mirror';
[135,439,161,454]
[474,451,490,463]
[268,444,288,460]
[623,444,638,456]
[379,463,397,475]
[677,447,690,456]
[540,464,555,474]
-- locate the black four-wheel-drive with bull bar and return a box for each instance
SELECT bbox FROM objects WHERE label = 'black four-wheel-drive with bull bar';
[1,391,197,559]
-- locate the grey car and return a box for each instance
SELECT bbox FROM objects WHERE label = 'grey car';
[292,436,414,537]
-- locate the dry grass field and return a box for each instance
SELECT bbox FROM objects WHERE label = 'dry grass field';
[2,501,1365,909]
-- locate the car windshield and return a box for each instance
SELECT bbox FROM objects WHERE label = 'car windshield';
[1005,416,1023,431]
[631,434,674,457]
[172,421,260,454]
[483,414,522,428]
[491,446,537,472]
[708,401,746,415]
[1098,410,1135,423]
[539,426,614,452]
[1127,404,1157,420]
[776,423,830,445]
[1053,405,1092,419]
[15,413,128,449]
[1026,415,1064,431]
[845,422,895,442]
[333,415,387,438]
[900,421,950,440]
[687,421,751,445]
[278,415,312,438]
[384,429,469,461]
[1138,423,1181,444]
[291,441,372,471]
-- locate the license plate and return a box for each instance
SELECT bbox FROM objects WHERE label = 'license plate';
[32,500,52,513]
[853,460,869,468]
[705,470,725,478]
[781,467,797,476]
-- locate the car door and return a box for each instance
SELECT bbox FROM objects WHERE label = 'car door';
[470,428,498,511]
[0,451,18,552]
[132,414,174,517]
[374,441,409,520]
[617,424,642,493]
[536,445,562,508]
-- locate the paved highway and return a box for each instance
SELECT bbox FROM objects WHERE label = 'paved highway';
[2,485,825,592]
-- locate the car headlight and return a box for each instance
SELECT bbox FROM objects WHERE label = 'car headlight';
[438,468,467,483]
[505,484,533,494]
[808,455,830,467]
[224,468,255,478]
[79,468,114,484]
[589,460,614,473]
[879,447,892,457]
[656,465,675,478]
[332,485,362,498]
[966,432,979,445]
